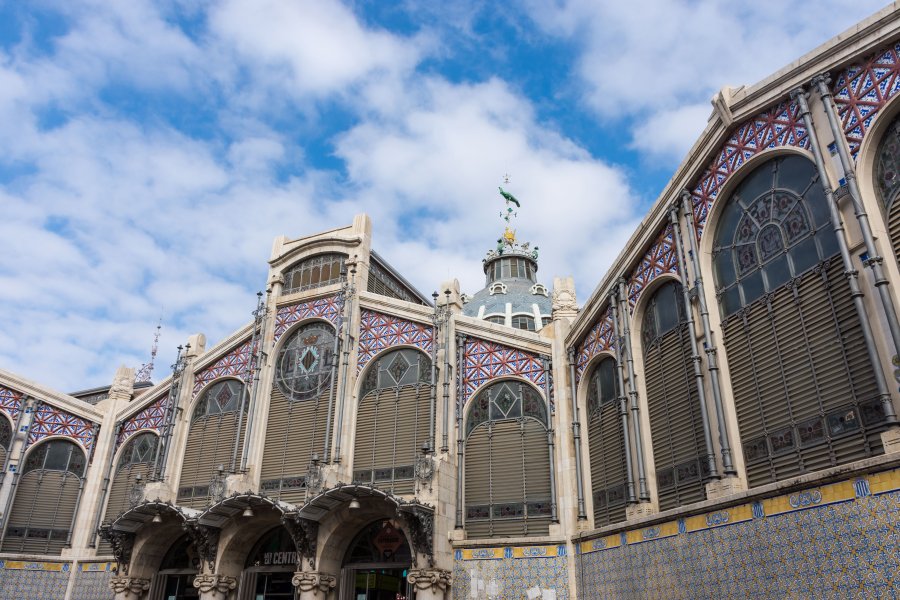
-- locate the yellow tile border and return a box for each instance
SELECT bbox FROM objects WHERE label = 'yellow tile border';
[0,560,69,571]
[869,467,900,494]
[512,545,561,558]
[579,534,621,555]
[684,503,753,533]
[763,480,855,516]
[78,562,114,572]
[625,520,679,544]
[460,547,504,560]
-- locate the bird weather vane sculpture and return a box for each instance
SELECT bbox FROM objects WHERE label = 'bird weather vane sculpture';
[493,178,537,258]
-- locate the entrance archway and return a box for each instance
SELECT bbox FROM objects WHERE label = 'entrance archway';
[149,534,199,600]
[239,526,297,600]
[340,519,414,600]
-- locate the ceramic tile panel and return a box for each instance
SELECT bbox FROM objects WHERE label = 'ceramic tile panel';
[575,308,615,384]
[833,41,900,158]
[26,402,97,453]
[117,392,168,448]
[0,384,24,423]
[71,562,115,600]
[0,560,72,600]
[453,545,569,600]
[460,337,549,410]
[626,224,678,310]
[273,295,342,342]
[192,339,253,398]
[357,309,434,372]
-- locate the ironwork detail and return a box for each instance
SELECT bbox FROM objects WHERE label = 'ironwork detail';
[182,521,221,573]
[127,474,145,508]
[98,526,135,574]
[398,503,435,567]
[281,513,319,570]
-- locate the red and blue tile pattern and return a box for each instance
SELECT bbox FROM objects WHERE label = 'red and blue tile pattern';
[0,384,24,423]
[117,393,169,448]
[575,308,616,384]
[27,402,96,452]
[689,100,809,238]
[357,309,434,371]
[192,339,253,398]
[461,337,549,409]
[833,41,900,158]
[626,224,678,309]
[274,295,341,342]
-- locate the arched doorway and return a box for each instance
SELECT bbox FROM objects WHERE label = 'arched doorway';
[340,519,414,600]
[149,534,199,600]
[239,526,297,600]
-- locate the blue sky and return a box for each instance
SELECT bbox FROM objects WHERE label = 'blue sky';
[0,0,889,391]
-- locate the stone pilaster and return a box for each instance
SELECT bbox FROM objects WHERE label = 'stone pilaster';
[292,571,337,599]
[192,574,237,600]
[108,576,150,600]
[407,568,452,600]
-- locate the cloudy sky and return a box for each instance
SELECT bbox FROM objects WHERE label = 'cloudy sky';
[0,0,889,391]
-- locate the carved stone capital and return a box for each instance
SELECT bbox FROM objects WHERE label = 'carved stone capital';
[108,576,150,600]
[192,574,237,599]
[407,568,452,592]
[291,571,337,595]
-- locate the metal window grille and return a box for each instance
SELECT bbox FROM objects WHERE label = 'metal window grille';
[97,433,158,554]
[282,253,345,295]
[367,260,420,303]
[352,349,432,495]
[586,358,628,526]
[714,156,886,487]
[464,381,551,538]
[260,323,336,505]
[642,281,709,510]
[177,380,248,508]
[510,315,535,331]
[2,440,85,555]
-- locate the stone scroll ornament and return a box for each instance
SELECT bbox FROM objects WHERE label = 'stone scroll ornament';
[292,571,337,596]
[407,568,452,592]
[192,574,237,600]
[108,576,150,600]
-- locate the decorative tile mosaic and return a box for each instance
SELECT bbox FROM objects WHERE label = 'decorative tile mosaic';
[273,295,341,342]
[575,308,615,384]
[576,468,900,599]
[117,393,169,448]
[0,560,71,600]
[0,384,23,423]
[689,100,810,238]
[833,41,900,158]
[26,402,97,453]
[357,309,434,372]
[461,337,549,409]
[453,545,569,600]
[626,224,678,309]
[71,563,115,600]
[192,339,253,398]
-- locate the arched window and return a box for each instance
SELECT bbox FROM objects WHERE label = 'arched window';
[875,114,900,262]
[485,315,505,325]
[353,349,432,494]
[282,253,346,295]
[641,280,709,510]
[261,322,337,504]
[464,380,551,538]
[511,315,535,331]
[586,357,628,526]
[0,416,11,468]
[2,439,86,554]
[713,155,885,487]
[98,432,159,554]
[178,379,248,507]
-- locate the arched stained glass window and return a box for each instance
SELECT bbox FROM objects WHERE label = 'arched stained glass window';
[282,253,346,295]
[192,379,246,421]
[712,155,838,316]
[876,114,900,211]
[117,432,158,472]
[354,349,433,494]
[586,357,628,526]
[714,155,885,488]
[22,439,85,476]
[275,322,336,402]
[464,380,552,538]
[0,416,11,451]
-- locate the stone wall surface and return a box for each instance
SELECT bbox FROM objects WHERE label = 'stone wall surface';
[453,545,569,599]
[576,469,900,599]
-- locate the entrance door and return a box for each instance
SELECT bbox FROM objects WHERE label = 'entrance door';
[162,574,200,600]
[253,571,295,599]
[346,567,412,600]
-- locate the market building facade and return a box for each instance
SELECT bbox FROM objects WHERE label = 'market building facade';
[3,5,900,599]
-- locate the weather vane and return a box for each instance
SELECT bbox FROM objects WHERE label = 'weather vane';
[135,318,162,383]
[497,176,522,251]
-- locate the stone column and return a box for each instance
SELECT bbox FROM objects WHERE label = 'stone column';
[292,571,337,599]
[108,576,150,600]
[192,574,237,600]
[407,568,452,600]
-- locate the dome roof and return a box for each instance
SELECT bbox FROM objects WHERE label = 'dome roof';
[462,278,551,319]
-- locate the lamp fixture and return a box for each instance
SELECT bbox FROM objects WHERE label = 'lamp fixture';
[348,499,361,510]
[242,506,255,518]
[151,512,163,524]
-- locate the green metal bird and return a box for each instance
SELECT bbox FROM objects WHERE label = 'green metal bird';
[499,187,521,207]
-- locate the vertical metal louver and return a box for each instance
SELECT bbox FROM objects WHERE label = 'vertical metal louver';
[586,358,628,526]
[713,155,886,487]
[2,439,86,555]
[464,380,551,538]
[642,281,709,511]
[352,349,432,496]
[97,432,158,554]
[260,322,336,505]
[177,379,248,508]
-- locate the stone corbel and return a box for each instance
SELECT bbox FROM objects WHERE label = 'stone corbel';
[281,512,319,570]
[108,576,150,600]
[183,521,221,573]
[192,574,237,600]
[292,571,337,597]
[407,568,452,592]
[98,526,135,575]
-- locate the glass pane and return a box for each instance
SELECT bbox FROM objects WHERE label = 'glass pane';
[713,248,736,287]
[782,203,811,244]
[599,359,618,404]
[826,407,860,436]
[789,236,819,275]
[735,243,758,276]
[735,215,759,245]
[816,227,840,259]
[757,224,785,262]
[763,254,791,291]
[654,283,681,335]
[721,285,743,316]
[876,117,900,209]
[44,442,72,471]
[740,269,765,306]
[714,200,744,249]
